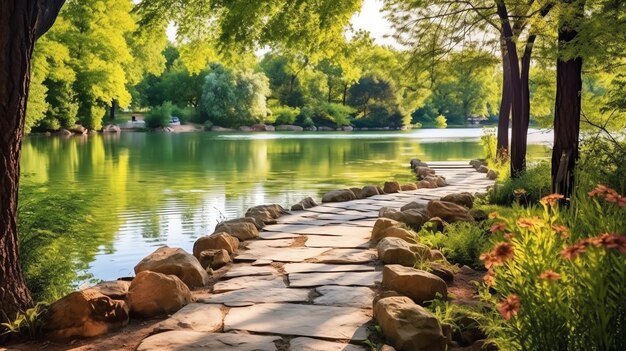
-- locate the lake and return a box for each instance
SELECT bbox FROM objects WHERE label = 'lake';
[20,128,552,290]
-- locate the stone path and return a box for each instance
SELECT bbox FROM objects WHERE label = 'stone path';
[137,162,494,350]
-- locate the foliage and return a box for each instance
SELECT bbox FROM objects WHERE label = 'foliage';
[271,106,301,125]
[480,189,626,351]
[489,162,552,206]
[419,221,490,269]
[481,129,510,179]
[171,105,200,124]
[435,115,447,129]
[300,103,354,128]
[578,135,626,193]
[145,102,174,128]
[0,303,47,340]
[200,63,270,128]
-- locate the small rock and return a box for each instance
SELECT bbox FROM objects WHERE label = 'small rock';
[371,218,403,244]
[469,159,487,170]
[377,237,418,267]
[429,262,454,282]
[291,196,318,211]
[401,209,428,229]
[44,289,129,340]
[374,296,446,351]
[460,265,475,274]
[477,165,489,174]
[214,222,259,241]
[322,189,357,203]
[102,124,121,133]
[56,128,73,136]
[401,201,426,212]
[427,201,474,223]
[198,249,231,269]
[426,217,447,232]
[382,265,447,303]
[128,271,192,318]
[415,166,435,178]
[134,246,209,288]
[383,181,401,193]
[379,207,405,221]
[245,204,287,224]
[469,209,488,222]
[400,183,418,191]
[350,187,364,199]
[430,250,446,262]
[440,193,474,209]
[410,159,428,168]
[237,126,251,131]
[417,179,437,189]
[487,169,498,180]
[193,232,239,256]
[275,124,304,131]
[361,185,380,198]
[381,345,398,351]
[377,186,386,194]
[69,125,87,134]
[217,217,264,230]
[89,280,131,300]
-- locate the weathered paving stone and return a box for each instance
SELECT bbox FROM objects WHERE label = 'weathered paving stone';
[224,303,370,341]
[251,259,273,266]
[313,286,375,308]
[137,331,279,351]
[315,249,378,264]
[223,265,277,278]
[245,238,295,249]
[289,271,382,287]
[213,275,285,292]
[262,224,371,237]
[235,247,329,262]
[199,288,310,304]
[305,213,369,221]
[289,337,368,351]
[155,304,223,333]
[305,235,370,249]
[259,231,300,239]
[283,263,376,274]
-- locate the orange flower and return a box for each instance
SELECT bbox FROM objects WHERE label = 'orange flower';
[517,216,543,228]
[484,270,496,287]
[488,212,499,219]
[490,222,507,233]
[560,244,587,260]
[619,197,626,208]
[552,224,570,239]
[480,252,496,269]
[541,194,564,206]
[497,294,521,321]
[503,233,515,241]
[605,191,620,203]
[539,270,561,281]
[493,242,515,263]
[588,184,608,197]
[600,233,626,254]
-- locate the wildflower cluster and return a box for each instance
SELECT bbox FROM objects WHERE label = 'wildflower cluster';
[588,184,626,207]
[560,232,626,259]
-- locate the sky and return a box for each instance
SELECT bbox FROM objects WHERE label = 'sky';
[166,0,396,47]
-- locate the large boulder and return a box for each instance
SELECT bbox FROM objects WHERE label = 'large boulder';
[424,175,447,187]
[427,201,474,223]
[134,247,209,288]
[102,124,121,133]
[217,217,264,230]
[415,167,435,178]
[291,196,318,211]
[417,180,437,189]
[198,249,231,270]
[361,185,380,198]
[410,159,427,168]
[374,296,446,351]
[56,129,73,136]
[350,187,364,199]
[383,181,401,194]
[371,218,416,244]
[322,189,357,203]
[469,159,486,169]
[193,232,239,256]
[90,280,131,300]
[401,202,427,212]
[487,169,498,180]
[245,204,287,224]
[401,209,429,229]
[440,193,474,209]
[379,207,405,222]
[213,222,259,241]
[128,271,193,317]
[69,125,87,135]
[377,237,418,267]
[44,289,129,340]
[382,265,447,304]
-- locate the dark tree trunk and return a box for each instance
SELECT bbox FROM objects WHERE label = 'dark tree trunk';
[497,43,511,158]
[328,84,332,104]
[342,84,348,105]
[109,99,117,120]
[0,0,64,323]
[496,1,525,177]
[552,0,584,198]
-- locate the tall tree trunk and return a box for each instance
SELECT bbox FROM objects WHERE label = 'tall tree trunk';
[342,84,348,105]
[0,0,64,322]
[109,99,117,121]
[496,1,525,177]
[552,0,584,198]
[328,84,332,104]
[497,43,511,158]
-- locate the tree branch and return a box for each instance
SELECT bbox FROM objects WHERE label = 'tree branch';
[35,0,65,39]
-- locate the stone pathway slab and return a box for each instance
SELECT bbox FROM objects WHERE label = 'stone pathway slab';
[315,249,377,264]
[213,275,285,292]
[313,286,375,309]
[200,287,310,304]
[224,303,370,341]
[235,247,329,262]
[245,238,295,249]
[288,272,382,287]
[155,304,223,333]
[223,266,277,278]
[283,263,376,274]
[137,331,279,351]
[289,337,368,351]
[305,235,370,249]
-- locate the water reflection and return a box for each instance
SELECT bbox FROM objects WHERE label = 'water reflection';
[20,130,551,295]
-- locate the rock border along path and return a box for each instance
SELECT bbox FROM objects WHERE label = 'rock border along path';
[137,161,494,350]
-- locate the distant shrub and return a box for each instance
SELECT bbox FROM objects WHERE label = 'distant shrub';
[489,161,552,206]
[171,105,199,124]
[436,115,448,128]
[145,101,173,128]
[272,106,300,125]
[419,221,490,269]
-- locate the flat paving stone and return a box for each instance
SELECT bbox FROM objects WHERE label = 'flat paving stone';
[313,286,375,308]
[224,303,370,341]
[213,275,285,292]
[223,265,277,278]
[289,271,382,287]
[155,304,223,333]
[305,234,369,249]
[245,238,295,249]
[137,331,279,351]
[283,263,377,274]
[251,259,273,266]
[315,249,377,264]
[289,337,368,351]
[200,287,310,304]
[259,231,300,239]
[304,213,369,221]
[235,247,329,262]
[263,224,371,237]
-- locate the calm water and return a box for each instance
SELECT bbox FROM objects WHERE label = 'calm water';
[21,129,551,287]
